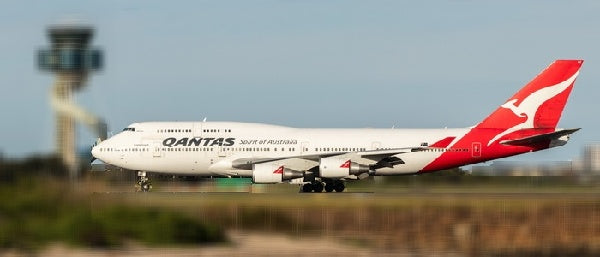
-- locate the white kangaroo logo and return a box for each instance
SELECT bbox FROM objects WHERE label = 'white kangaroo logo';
[487,71,579,146]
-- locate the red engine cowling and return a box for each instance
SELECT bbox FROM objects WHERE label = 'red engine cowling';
[252,163,304,184]
[319,157,369,178]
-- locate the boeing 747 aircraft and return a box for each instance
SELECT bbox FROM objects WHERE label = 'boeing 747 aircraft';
[92,60,583,192]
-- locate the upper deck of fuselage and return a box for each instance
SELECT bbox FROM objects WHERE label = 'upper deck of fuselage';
[115,121,469,140]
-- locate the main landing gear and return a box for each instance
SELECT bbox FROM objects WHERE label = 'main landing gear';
[137,171,152,192]
[301,180,345,193]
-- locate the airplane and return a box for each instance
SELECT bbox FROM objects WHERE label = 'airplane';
[91,60,583,192]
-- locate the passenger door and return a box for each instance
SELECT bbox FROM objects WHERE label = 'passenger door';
[193,123,203,138]
[472,142,481,158]
[301,141,310,155]
[153,141,162,158]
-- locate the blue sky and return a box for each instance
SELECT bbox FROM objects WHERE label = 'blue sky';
[1,1,599,163]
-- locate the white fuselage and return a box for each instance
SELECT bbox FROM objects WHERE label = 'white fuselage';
[91,121,471,177]
[89,60,583,183]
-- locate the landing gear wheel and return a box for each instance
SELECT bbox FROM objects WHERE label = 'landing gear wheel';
[312,182,324,193]
[302,183,313,193]
[324,183,334,192]
[334,181,345,192]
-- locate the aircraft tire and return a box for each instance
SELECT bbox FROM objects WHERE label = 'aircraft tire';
[140,181,151,192]
[325,183,334,192]
[313,182,324,193]
[334,181,345,192]
[302,183,313,193]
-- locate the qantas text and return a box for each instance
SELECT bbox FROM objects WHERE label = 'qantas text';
[163,137,235,147]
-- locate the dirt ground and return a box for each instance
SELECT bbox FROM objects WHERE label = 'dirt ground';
[4,230,455,257]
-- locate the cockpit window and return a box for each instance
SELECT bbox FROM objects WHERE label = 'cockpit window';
[122,127,135,132]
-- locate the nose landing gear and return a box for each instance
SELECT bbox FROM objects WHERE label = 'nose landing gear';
[137,171,152,192]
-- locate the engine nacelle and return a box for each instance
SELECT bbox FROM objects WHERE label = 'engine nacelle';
[252,163,304,184]
[319,157,370,178]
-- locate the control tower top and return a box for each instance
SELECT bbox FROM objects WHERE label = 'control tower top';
[38,25,102,72]
[48,25,94,47]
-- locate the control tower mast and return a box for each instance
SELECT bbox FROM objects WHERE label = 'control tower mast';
[38,25,107,179]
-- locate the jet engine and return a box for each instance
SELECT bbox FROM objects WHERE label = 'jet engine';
[252,163,304,184]
[319,157,369,178]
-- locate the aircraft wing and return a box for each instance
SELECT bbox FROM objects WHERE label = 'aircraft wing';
[230,147,427,171]
[231,153,338,171]
[356,148,421,160]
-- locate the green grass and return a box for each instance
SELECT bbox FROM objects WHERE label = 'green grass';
[0,178,226,251]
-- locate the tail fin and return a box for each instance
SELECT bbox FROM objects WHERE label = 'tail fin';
[478,60,583,130]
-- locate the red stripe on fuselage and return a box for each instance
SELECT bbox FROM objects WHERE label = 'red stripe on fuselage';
[420,128,552,172]
[430,137,456,148]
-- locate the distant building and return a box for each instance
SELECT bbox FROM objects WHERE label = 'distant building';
[583,144,600,175]
[471,143,600,177]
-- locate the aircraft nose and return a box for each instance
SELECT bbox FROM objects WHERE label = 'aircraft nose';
[91,140,107,161]
[91,145,100,159]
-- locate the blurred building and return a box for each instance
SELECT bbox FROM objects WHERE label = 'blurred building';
[582,143,600,175]
[472,143,600,177]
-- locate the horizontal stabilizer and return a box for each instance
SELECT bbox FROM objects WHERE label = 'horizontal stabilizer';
[500,128,580,146]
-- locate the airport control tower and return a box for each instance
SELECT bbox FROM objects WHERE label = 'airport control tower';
[38,25,107,179]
